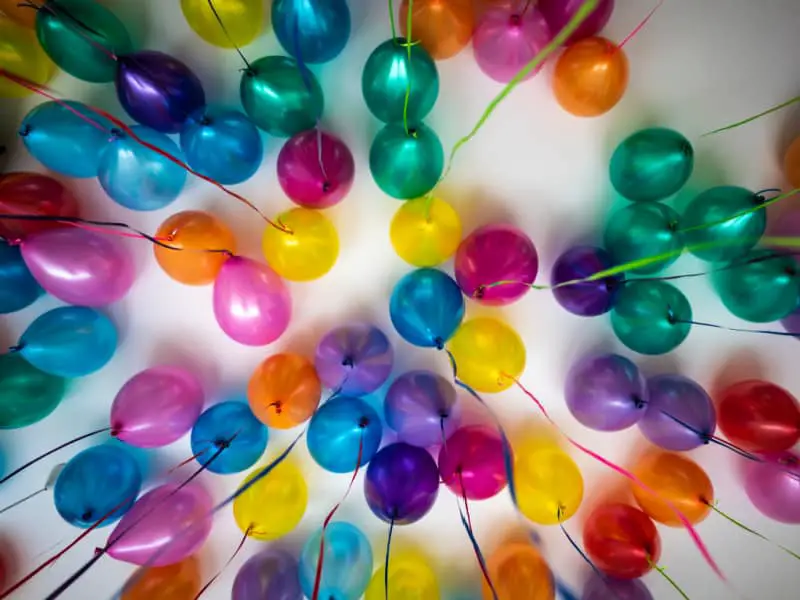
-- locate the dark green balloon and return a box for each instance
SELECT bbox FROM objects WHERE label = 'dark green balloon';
[36,0,133,83]
[0,353,66,429]
[609,128,694,202]
[611,280,692,355]
[681,186,766,263]
[604,203,683,274]
[240,56,324,137]
[370,122,444,199]
[362,37,439,124]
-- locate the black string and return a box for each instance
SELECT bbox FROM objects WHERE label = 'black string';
[384,516,395,600]
[676,318,800,337]
[205,0,253,71]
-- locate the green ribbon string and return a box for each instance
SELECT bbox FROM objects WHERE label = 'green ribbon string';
[678,188,800,234]
[647,557,691,600]
[403,0,414,136]
[708,502,800,562]
[702,95,800,137]
[388,0,397,38]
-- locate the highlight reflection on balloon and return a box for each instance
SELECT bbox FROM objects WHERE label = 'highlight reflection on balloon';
[370,122,444,199]
[400,0,473,60]
[0,353,65,429]
[551,245,624,316]
[181,0,264,48]
[0,19,55,98]
[262,208,339,281]
[122,556,201,600]
[248,353,321,429]
[390,196,462,267]
[639,375,716,451]
[273,0,351,64]
[484,542,554,600]
[604,203,683,274]
[233,462,307,540]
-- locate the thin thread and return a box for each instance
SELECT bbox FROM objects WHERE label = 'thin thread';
[617,0,664,49]
[42,1,116,59]
[703,95,800,136]
[557,505,612,593]
[384,517,395,600]
[678,189,792,234]
[457,471,497,600]
[706,502,800,561]
[167,448,210,474]
[674,318,800,338]
[193,525,252,599]
[206,0,253,70]
[402,0,414,136]
[388,0,397,38]
[0,487,47,515]
[647,558,691,600]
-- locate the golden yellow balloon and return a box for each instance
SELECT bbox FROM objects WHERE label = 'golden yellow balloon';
[0,19,56,98]
[180,0,264,48]
[390,196,462,267]
[447,317,525,393]
[262,208,339,281]
[365,549,439,600]
[233,461,307,541]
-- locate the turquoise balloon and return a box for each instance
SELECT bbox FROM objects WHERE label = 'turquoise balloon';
[190,401,268,474]
[362,37,439,124]
[681,186,766,263]
[604,203,683,274]
[0,353,66,429]
[370,122,443,199]
[0,240,43,314]
[611,280,692,355]
[609,128,694,202]
[272,0,351,64]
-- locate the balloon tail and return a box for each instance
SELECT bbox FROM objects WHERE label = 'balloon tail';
[703,95,800,136]
[384,517,395,600]
[205,0,253,70]
[193,525,251,599]
[457,472,498,600]
[0,486,46,515]
[647,559,691,600]
[655,409,762,462]
[707,502,800,561]
[669,315,800,338]
[401,0,414,136]
[706,436,763,462]
[388,0,398,38]
[617,0,664,49]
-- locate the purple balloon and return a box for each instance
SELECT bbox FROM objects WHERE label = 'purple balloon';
[365,442,439,524]
[277,130,355,209]
[232,549,302,600]
[638,375,716,451]
[781,305,800,337]
[744,452,800,523]
[116,51,206,133]
[539,0,616,45]
[314,323,394,395]
[551,245,624,316]
[582,573,653,600]
[565,353,647,431]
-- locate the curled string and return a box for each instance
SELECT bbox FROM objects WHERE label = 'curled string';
[705,502,800,562]
[456,471,498,600]
[646,557,691,600]
[384,517,396,600]
[703,95,800,136]
[193,525,252,599]
[205,0,253,71]
[617,0,665,49]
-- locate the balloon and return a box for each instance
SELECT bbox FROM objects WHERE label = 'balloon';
[539,0,615,45]
[20,228,135,307]
[744,452,800,524]
[785,135,800,189]
[611,281,691,355]
[484,542,554,600]
[370,122,444,200]
[121,556,201,600]
[277,129,355,209]
[399,0,472,60]
[0,19,55,97]
[307,395,382,473]
[553,37,628,117]
[365,549,439,600]
[365,442,439,524]
[273,0,350,64]
[639,375,716,451]
[111,366,204,448]
[190,401,268,474]
[153,211,236,285]
[108,483,212,567]
[782,305,800,337]
[0,0,37,28]
[447,317,525,393]
[609,128,694,202]
[0,172,79,243]
[233,462,307,540]
[604,203,683,274]
[717,380,800,453]
[181,0,264,48]
[241,55,324,137]
[0,240,43,314]
[314,323,394,395]
[18,306,117,378]
[180,106,263,185]
[262,208,339,281]
[54,444,142,528]
[97,126,187,211]
[581,573,653,600]
[298,521,372,600]
[232,549,302,600]
[551,245,624,316]
[390,196,462,267]
[248,353,321,429]
[438,425,507,500]
[0,353,65,429]
[212,256,291,346]
[389,268,464,348]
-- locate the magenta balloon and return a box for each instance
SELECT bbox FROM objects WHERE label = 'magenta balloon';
[744,452,800,524]
[539,0,615,45]
[438,425,507,500]
[455,224,538,305]
[20,228,134,307]
[277,130,355,209]
[107,482,212,566]
[212,256,291,346]
[111,366,204,448]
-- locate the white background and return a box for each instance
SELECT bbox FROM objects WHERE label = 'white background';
[2,0,800,598]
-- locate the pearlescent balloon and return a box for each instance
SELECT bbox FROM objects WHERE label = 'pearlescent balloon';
[273,0,351,64]
[370,122,443,199]
[314,323,394,396]
[298,521,372,600]
[604,203,683,274]
[551,245,624,316]
[0,240,43,314]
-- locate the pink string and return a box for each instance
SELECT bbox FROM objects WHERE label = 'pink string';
[618,0,665,49]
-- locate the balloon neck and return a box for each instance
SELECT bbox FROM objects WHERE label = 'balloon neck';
[665,307,678,325]
[6,344,22,354]
[110,425,121,437]
[17,124,31,138]
[474,285,486,299]
[199,115,213,126]
[667,220,679,233]
[213,437,232,449]
[341,356,354,368]
[269,401,283,415]
[358,416,370,429]
[81,510,94,522]
[509,14,522,27]
[322,181,332,193]
[109,128,125,141]
[631,395,646,409]
[433,337,445,350]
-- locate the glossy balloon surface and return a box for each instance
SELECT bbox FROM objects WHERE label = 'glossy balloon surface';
[604,203,683,274]
[233,462,307,540]
[390,196,462,267]
[122,557,201,600]
[539,0,615,44]
[551,245,624,316]
[365,549,439,600]
[232,549,302,600]
[370,122,444,199]
[581,573,653,600]
[262,208,339,281]
[785,135,800,189]
[0,240,42,314]
[273,0,351,64]
[399,0,473,60]
[744,452,800,524]
[0,353,65,429]
[0,19,55,98]
[0,172,79,243]
[307,395,382,473]
[190,401,268,474]
[181,0,264,48]
[314,323,393,396]
[484,542,554,600]
[438,425,507,500]
[639,375,716,451]
[248,353,321,429]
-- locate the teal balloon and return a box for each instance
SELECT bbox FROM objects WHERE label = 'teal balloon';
[0,240,43,314]
[240,56,324,137]
[370,122,443,199]
[0,353,66,429]
[190,401,268,474]
[362,37,439,124]
[681,186,766,263]
[36,0,133,83]
[611,280,692,355]
[272,0,351,64]
[604,203,683,274]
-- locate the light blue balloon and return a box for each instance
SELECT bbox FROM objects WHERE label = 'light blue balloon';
[272,0,351,64]
[0,240,43,314]
[18,306,118,378]
[97,125,187,211]
[307,396,382,473]
[298,521,373,600]
[190,400,268,474]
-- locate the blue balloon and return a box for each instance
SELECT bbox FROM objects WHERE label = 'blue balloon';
[390,268,465,348]
[298,521,373,600]
[307,396,382,473]
[0,240,43,314]
[190,401,268,474]
[272,0,351,64]
[17,306,118,378]
[54,444,141,528]
[97,125,187,211]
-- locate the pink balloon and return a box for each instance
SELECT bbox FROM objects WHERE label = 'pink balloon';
[111,366,204,448]
[107,483,212,566]
[212,256,291,346]
[455,224,538,306]
[277,130,355,209]
[539,0,615,45]
[473,4,552,84]
[20,227,134,307]
[744,452,800,524]
[438,425,507,500]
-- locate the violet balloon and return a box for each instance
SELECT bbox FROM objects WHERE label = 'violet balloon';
[551,245,624,316]
[581,572,653,600]
[744,452,800,524]
[539,0,616,45]
[314,323,394,395]
[232,548,302,600]
[438,425,507,500]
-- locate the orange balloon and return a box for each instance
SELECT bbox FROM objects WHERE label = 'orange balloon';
[399,0,474,60]
[154,210,236,285]
[248,353,322,429]
[784,136,800,189]
[553,36,629,117]
[630,452,713,527]
[122,556,200,600]
[0,0,37,28]
[484,542,554,600]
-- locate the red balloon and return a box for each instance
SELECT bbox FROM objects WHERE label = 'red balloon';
[0,172,79,242]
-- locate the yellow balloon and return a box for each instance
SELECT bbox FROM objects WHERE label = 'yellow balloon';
[0,19,56,98]
[233,461,307,541]
[180,0,264,48]
[390,196,462,267]
[262,208,339,281]
[447,317,525,393]
[365,550,439,600]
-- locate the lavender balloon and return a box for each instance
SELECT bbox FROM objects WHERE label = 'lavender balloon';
[551,246,624,316]
[744,452,800,524]
[539,0,616,45]
[582,572,653,600]
[781,305,800,337]
[232,549,302,600]
[314,323,393,395]
[639,375,716,451]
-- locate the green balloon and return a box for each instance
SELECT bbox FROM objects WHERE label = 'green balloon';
[362,37,439,124]
[609,128,694,202]
[604,203,683,274]
[36,0,133,83]
[611,280,692,355]
[370,122,443,199]
[240,56,324,137]
[681,186,766,263]
[0,353,66,429]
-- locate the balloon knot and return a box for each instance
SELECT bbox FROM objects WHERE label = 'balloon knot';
[632,395,646,409]
[199,115,212,126]
[7,344,22,354]
[665,307,677,325]
[110,426,121,437]
[17,124,31,137]
[93,547,103,556]
[82,510,93,521]
[322,181,332,193]
[474,285,486,299]
[109,128,125,141]
[509,14,522,27]
[214,437,232,450]
[358,416,370,429]
[433,337,445,350]
[341,356,355,368]
[667,220,679,232]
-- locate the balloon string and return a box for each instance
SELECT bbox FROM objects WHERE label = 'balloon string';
[0,486,47,515]
[402,0,414,137]
[40,1,115,59]
[205,0,253,71]
[167,448,210,474]
[519,0,534,18]
[672,317,800,338]
[702,95,800,136]
[384,517,395,600]
[456,471,498,600]
[617,0,664,49]
[647,557,691,600]
[705,502,800,561]
[653,410,761,462]
[193,525,252,599]
[388,0,397,38]
[556,505,613,594]
[678,189,795,234]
